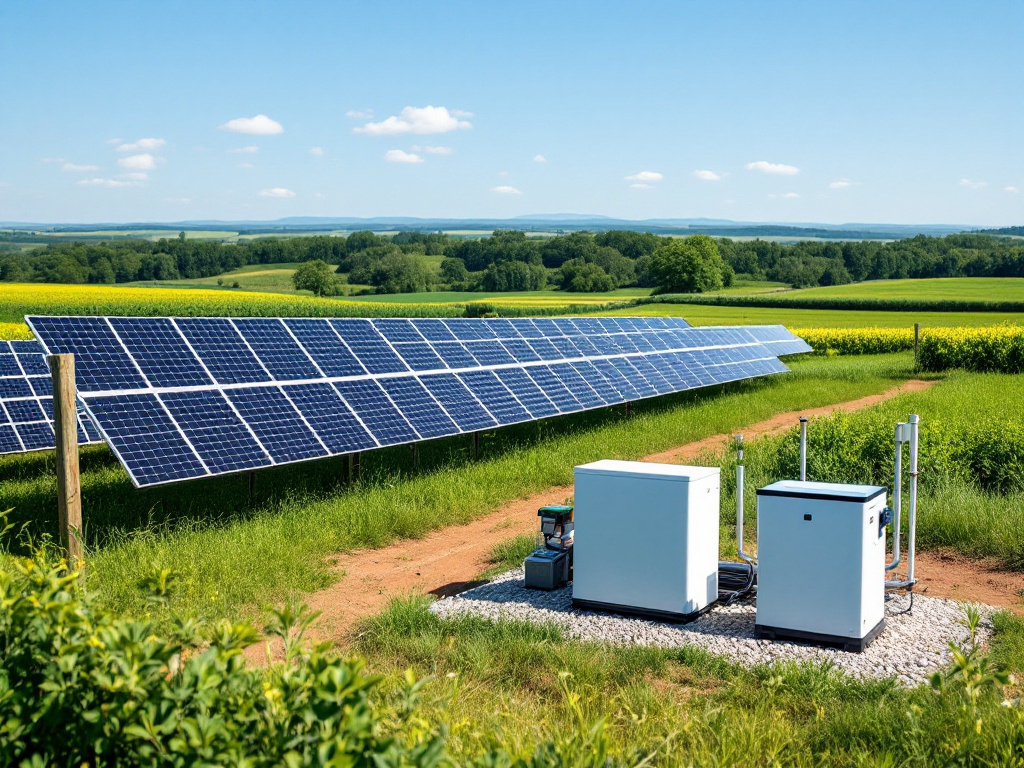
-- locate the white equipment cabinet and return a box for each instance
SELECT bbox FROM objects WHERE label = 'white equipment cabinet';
[754,480,888,652]
[571,460,720,622]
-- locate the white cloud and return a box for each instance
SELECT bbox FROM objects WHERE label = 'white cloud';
[534,154,547,163]
[829,179,852,189]
[259,187,296,198]
[117,137,165,152]
[746,160,800,175]
[629,183,652,190]
[354,106,472,136]
[118,153,157,171]
[693,169,720,181]
[1006,186,1020,193]
[220,114,284,135]
[412,145,453,155]
[77,177,140,188]
[309,146,324,156]
[960,178,987,189]
[118,172,148,181]
[228,145,259,154]
[384,149,424,164]
[625,171,663,183]
[492,185,522,195]
[346,109,373,119]
[62,163,100,172]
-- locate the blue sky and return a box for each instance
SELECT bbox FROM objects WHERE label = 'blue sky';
[1,1,1022,225]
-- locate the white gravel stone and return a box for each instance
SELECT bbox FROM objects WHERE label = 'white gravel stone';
[429,567,993,687]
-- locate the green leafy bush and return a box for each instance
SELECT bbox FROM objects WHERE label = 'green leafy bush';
[0,542,447,766]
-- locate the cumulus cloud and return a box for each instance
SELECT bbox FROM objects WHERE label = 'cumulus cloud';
[693,169,720,181]
[259,187,296,198]
[354,106,472,136]
[346,109,373,119]
[118,153,157,171]
[117,137,165,152]
[77,177,140,188]
[960,178,987,189]
[220,114,284,135]
[829,179,852,189]
[534,154,547,163]
[746,160,800,175]
[309,146,324,156]
[625,171,663,183]
[384,149,424,164]
[492,185,522,195]
[228,145,259,154]
[412,145,453,155]
[1006,186,1020,193]
[62,163,100,172]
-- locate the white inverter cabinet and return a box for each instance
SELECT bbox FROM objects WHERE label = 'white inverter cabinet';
[754,480,888,652]
[571,460,720,622]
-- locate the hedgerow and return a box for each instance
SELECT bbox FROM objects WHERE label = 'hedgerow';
[918,326,1024,374]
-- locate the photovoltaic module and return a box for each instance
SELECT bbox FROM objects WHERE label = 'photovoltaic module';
[26,316,811,487]
[0,339,103,455]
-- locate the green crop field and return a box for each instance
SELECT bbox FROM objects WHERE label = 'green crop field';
[790,276,1024,302]
[600,301,1024,327]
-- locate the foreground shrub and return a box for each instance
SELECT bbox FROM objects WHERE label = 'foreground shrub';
[0,544,447,766]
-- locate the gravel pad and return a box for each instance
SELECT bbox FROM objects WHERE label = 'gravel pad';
[429,568,992,686]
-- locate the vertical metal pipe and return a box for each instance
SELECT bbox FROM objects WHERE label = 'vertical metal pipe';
[886,423,903,571]
[735,434,754,565]
[906,414,920,585]
[798,417,808,481]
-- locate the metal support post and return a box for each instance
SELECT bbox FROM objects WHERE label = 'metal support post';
[799,416,808,481]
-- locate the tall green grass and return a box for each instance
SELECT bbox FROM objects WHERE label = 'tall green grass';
[717,372,1024,567]
[352,596,1024,765]
[0,354,912,623]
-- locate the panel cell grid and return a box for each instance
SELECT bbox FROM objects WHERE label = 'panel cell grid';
[25,315,807,485]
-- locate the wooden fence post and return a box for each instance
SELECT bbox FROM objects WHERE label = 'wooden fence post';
[49,353,82,566]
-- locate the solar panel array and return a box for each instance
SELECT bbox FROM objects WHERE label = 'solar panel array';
[26,316,811,487]
[0,340,103,455]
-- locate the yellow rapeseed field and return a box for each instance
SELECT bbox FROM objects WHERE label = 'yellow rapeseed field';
[0,283,464,324]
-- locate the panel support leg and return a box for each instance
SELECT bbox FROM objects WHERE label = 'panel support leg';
[49,353,82,567]
[352,451,361,482]
[624,401,631,419]
[248,471,255,501]
[473,431,480,460]
[411,443,419,469]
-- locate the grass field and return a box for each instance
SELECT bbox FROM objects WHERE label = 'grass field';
[791,276,1024,302]
[600,301,1024,328]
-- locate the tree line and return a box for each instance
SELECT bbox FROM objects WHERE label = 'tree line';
[2,228,1023,295]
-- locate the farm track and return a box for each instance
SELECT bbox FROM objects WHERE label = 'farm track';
[243,377,1024,665]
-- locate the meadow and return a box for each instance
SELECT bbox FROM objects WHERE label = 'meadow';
[3,277,1024,763]
[791,276,1024,302]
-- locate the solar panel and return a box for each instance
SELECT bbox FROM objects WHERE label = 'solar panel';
[0,340,104,455]
[25,316,810,486]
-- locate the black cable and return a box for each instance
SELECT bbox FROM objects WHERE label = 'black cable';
[888,590,914,615]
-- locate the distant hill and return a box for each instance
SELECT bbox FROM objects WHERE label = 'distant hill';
[977,225,1024,236]
[1,216,974,241]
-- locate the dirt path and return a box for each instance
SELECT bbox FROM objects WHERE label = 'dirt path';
[245,379,971,664]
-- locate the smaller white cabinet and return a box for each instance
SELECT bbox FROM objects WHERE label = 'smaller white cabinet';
[571,460,720,621]
[754,480,887,651]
